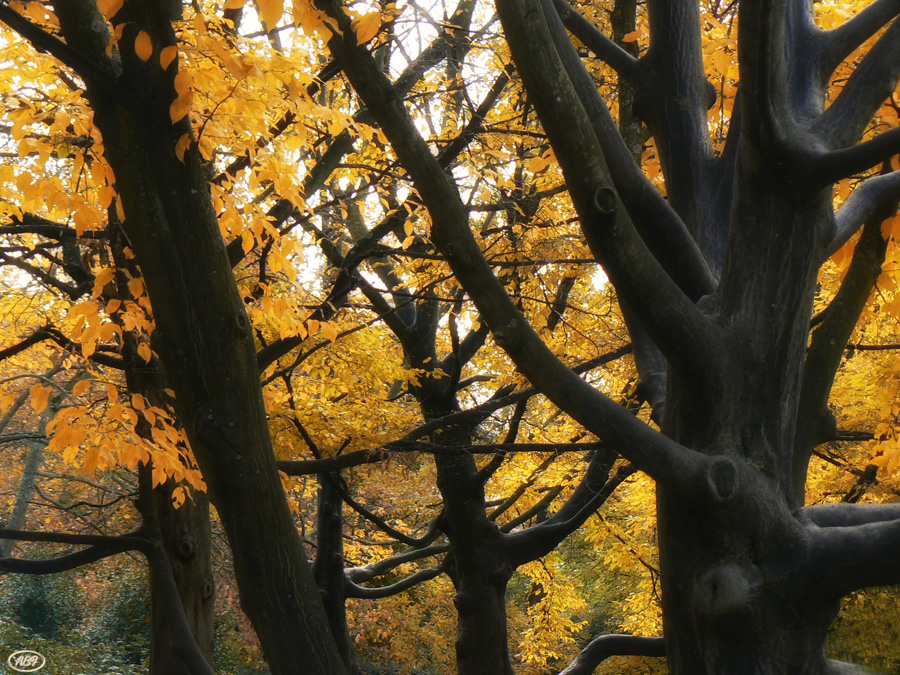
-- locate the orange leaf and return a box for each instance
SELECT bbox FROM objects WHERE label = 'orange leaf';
[174,133,191,162]
[128,277,144,298]
[134,31,153,61]
[321,321,339,342]
[138,342,153,364]
[159,45,178,71]
[97,0,124,18]
[353,12,381,45]
[29,383,50,414]
[622,30,640,43]
[258,0,284,28]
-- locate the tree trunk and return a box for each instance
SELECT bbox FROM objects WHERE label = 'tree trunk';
[312,475,361,674]
[429,417,513,675]
[657,164,835,673]
[151,481,215,675]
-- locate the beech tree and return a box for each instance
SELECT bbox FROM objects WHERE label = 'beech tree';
[2,0,900,673]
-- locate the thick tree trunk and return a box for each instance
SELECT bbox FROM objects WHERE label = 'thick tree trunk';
[657,167,835,673]
[435,451,513,675]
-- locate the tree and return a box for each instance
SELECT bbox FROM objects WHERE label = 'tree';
[309,0,900,672]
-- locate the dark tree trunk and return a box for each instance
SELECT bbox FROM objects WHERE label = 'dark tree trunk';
[433,447,513,675]
[151,482,215,675]
[312,475,361,674]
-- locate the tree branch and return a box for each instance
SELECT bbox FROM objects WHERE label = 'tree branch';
[793,203,892,499]
[345,565,443,599]
[802,502,900,527]
[802,516,900,598]
[551,0,639,80]
[829,168,900,257]
[506,461,636,566]
[558,634,666,675]
[346,543,449,583]
[0,534,146,574]
[811,125,900,187]
[815,17,900,148]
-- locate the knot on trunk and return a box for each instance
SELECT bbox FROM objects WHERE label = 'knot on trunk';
[707,457,738,502]
[692,563,757,615]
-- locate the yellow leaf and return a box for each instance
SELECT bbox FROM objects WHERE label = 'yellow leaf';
[72,380,91,398]
[97,0,124,18]
[106,383,119,404]
[131,393,146,411]
[159,45,178,71]
[134,31,153,61]
[106,298,122,313]
[172,486,187,509]
[353,12,381,45]
[525,155,551,173]
[306,318,320,336]
[93,267,116,298]
[402,235,415,249]
[241,230,255,254]
[174,133,191,162]
[138,342,153,364]
[29,383,50,414]
[224,0,249,7]
[622,30,640,43]
[258,0,284,27]
[170,71,194,124]
[321,321,338,342]
[128,277,144,298]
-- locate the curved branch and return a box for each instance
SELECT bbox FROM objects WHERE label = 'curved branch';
[551,0,639,80]
[794,205,892,498]
[829,168,900,257]
[328,475,442,548]
[811,125,900,187]
[346,543,449,583]
[506,462,636,566]
[345,565,443,599]
[802,502,900,527]
[802,516,900,598]
[0,537,144,574]
[558,634,666,675]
